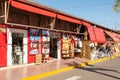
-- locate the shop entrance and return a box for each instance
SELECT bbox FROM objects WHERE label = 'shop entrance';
[7,28,28,66]
[50,38,58,58]
[12,33,24,65]
[50,32,61,59]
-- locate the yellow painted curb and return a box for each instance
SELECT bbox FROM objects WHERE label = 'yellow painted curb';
[21,54,120,80]
[21,66,75,80]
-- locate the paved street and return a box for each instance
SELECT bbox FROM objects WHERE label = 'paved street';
[40,57,120,80]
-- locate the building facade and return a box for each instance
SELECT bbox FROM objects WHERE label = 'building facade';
[0,0,120,67]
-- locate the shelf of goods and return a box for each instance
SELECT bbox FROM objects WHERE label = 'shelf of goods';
[62,39,74,58]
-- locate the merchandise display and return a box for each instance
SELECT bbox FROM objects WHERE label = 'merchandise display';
[81,41,91,59]
[29,29,40,54]
[42,30,50,60]
[62,38,74,58]
[35,54,42,64]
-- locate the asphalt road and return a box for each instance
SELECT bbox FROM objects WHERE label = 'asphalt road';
[40,57,120,80]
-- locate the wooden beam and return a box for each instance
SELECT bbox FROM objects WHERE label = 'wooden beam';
[0,15,5,18]
[84,31,88,40]
[7,22,85,35]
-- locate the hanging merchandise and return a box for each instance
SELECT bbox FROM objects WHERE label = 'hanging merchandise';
[62,34,74,58]
[62,39,69,50]
[42,42,50,54]
[74,36,78,48]
[78,38,82,48]
[62,34,67,39]
[42,30,50,36]
[42,36,50,42]
[29,29,40,54]
[42,30,50,54]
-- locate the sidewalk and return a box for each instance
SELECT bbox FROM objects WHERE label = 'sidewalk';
[0,58,89,80]
[0,54,120,80]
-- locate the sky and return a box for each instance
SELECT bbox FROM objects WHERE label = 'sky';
[35,0,120,30]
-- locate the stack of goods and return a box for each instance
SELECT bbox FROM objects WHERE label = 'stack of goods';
[82,41,91,59]
[36,54,42,65]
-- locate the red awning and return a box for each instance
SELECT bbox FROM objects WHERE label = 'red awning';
[10,0,56,17]
[105,31,120,42]
[113,33,120,40]
[94,27,106,43]
[82,22,96,42]
[57,14,81,24]
[10,0,82,24]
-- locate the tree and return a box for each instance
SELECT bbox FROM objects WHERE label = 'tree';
[113,0,120,12]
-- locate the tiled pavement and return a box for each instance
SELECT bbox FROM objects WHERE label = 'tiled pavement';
[0,58,90,80]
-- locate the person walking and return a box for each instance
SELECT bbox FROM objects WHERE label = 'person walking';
[106,44,112,58]
[98,46,105,58]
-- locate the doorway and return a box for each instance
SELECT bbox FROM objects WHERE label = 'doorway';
[7,28,28,66]
[50,38,58,58]
[12,33,24,65]
[50,38,61,59]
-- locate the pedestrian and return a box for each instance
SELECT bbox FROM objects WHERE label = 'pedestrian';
[106,44,112,58]
[98,46,105,58]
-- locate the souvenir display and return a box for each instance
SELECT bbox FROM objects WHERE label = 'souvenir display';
[35,54,42,65]
[62,34,74,58]
[29,29,40,54]
[42,30,50,54]
[42,36,50,42]
[42,42,50,54]
[62,34,67,39]
[42,30,50,36]
[81,41,91,59]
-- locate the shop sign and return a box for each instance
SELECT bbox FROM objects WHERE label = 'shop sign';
[50,32,60,38]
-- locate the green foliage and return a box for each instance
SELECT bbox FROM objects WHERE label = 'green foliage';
[113,0,120,12]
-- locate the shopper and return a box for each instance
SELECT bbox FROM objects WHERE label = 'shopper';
[98,46,105,58]
[106,44,112,58]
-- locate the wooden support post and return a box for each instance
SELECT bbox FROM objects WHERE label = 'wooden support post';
[6,0,10,23]
[4,1,7,23]
[4,0,11,24]
[84,30,88,40]
[50,17,56,29]
[76,24,82,33]
[29,13,32,26]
